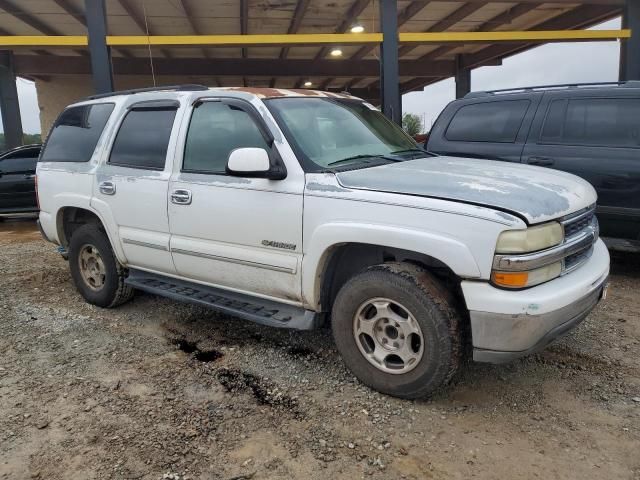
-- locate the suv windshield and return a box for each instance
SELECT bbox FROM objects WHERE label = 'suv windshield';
[266,97,422,170]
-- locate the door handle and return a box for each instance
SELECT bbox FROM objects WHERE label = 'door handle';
[171,189,192,205]
[527,156,555,167]
[99,181,116,195]
[24,174,36,180]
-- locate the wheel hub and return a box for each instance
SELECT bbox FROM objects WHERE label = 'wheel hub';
[353,298,424,375]
[78,244,106,291]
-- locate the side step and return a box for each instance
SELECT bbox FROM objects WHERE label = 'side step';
[125,269,320,330]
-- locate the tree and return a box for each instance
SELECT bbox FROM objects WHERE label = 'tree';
[402,113,423,137]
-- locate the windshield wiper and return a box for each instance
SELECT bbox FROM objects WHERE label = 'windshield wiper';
[327,154,403,167]
[389,148,427,155]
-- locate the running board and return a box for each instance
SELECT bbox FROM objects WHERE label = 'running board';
[125,269,320,330]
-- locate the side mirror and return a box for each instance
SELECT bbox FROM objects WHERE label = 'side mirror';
[226,147,286,180]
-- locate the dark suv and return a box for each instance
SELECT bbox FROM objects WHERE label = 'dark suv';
[426,82,640,249]
[0,144,41,218]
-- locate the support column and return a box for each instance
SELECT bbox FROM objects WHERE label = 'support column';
[85,0,113,94]
[379,0,401,124]
[620,0,640,81]
[0,51,24,150]
[455,55,471,99]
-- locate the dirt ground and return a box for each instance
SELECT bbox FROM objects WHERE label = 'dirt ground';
[0,218,638,480]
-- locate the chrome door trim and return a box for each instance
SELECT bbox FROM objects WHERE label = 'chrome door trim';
[171,248,295,274]
[122,238,169,251]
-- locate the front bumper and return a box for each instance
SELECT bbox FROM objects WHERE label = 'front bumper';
[462,239,610,363]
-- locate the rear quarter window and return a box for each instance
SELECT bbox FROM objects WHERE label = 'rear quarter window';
[540,97,640,148]
[40,103,114,162]
[445,100,530,143]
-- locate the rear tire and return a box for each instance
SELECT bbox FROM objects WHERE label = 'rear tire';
[331,262,461,399]
[68,223,134,308]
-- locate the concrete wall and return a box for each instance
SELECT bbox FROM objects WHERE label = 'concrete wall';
[36,74,207,134]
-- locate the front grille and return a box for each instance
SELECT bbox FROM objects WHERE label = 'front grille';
[559,205,598,274]
[563,206,596,239]
[563,246,594,273]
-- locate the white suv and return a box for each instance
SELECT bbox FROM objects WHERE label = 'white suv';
[36,85,610,398]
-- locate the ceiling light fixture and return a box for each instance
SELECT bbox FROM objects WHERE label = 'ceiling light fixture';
[330,48,343,57]
[304,81,313,87]
[350,24,365,33]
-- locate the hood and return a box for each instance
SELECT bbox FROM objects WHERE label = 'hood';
[336,156,597,224]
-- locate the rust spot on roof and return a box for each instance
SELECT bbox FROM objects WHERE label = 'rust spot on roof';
[219,87,357,99]
[223,87,286,98]
[286,89,324,97]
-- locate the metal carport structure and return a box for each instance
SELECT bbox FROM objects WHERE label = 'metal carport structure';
[0,0,636,149]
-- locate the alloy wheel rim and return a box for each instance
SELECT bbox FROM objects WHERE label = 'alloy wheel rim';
[352,297,424,374]
[78,244,106,291]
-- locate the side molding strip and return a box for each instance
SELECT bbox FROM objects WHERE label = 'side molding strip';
[122,238,169,251]
[171,248,295,274]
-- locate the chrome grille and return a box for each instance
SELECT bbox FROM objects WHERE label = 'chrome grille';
[559,205,598,274]
[563,207,596,239]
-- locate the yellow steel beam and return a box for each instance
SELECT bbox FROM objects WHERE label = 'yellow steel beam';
[0,30,630,48]
[399,29,631,43]
[106,33,383,46]
[0,35,87,47]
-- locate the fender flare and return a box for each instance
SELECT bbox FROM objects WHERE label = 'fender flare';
[53,198,128,265]
[302,222,482,308]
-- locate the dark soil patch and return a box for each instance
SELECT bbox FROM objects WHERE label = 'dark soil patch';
[216,368,301,416]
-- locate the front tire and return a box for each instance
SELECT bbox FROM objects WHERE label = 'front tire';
[331,263,461,399]
[68,223,134,308]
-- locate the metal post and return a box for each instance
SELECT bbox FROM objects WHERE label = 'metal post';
[455,55,471,99]
[85,0,113,93]
[379,0,401,124]
[0,51,24,150]
[621,0,640,81]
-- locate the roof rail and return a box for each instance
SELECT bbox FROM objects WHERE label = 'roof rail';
[464,81,640,98]
[84,84,209,101]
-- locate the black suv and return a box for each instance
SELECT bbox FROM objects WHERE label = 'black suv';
[0,144,41,218]
[426,82,640,249]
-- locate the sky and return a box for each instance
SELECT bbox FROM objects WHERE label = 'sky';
[404,18,622,131]
[0,18,623,135]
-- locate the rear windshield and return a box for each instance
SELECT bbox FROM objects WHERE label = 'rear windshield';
[40,103,115,162]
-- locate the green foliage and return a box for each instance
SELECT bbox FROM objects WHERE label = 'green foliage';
[402,113,423,137]
[23,133,42,145]
[0,133,42,153]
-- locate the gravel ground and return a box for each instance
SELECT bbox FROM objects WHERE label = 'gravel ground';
[0,218,639,480]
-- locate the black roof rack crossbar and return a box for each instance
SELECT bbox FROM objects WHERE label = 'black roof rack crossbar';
[84,84,209,101]
[465,81,640,98]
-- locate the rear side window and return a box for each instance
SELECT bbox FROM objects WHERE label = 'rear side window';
[40,103,114,162]
[445,100,530,143]
[183,101,270,174]
[540,98,640,148]
[0,156,37,173]
[109,108,177,170]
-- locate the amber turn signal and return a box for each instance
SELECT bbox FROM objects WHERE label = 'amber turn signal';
[491,271,529,288]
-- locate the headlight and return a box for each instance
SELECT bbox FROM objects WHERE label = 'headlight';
[495,222,563,254]
[491,261,562,289]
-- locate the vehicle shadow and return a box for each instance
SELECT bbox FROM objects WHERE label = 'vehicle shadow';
[0,216,39,240]
[609,249,640,278]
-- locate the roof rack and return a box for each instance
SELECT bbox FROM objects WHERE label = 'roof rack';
[84,84,209,101]
[464,81,640,98]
